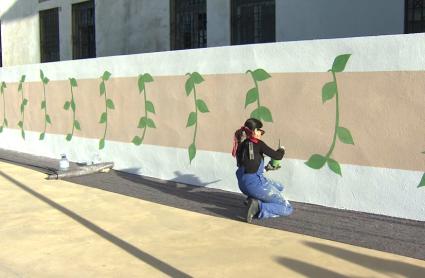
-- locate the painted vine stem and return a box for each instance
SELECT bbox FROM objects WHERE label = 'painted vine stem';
[64,78,81,141]
[245,68,273,122]
[419,151,425,188]
[0,82,8,133]
[98,71,113,150]
[305,54,354,176]
[132,73,155,145]
[185,72,209,163]
[39,70,51,140]
[17,75,27,139]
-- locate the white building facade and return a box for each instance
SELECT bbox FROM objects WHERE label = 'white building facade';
[0,0,417,67]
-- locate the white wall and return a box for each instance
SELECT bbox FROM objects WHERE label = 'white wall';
[207,0,231,47]
[276,0,405,41]
[95,0,170,57]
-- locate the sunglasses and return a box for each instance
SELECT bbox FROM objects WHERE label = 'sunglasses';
[258,129,265,135]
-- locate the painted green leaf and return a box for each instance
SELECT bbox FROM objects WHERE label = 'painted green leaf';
[74,120,81,130]
[71,99,76,112]
[196,99,209,113]
[20,103,25,113]
[39,132,45,140]
[43,77,49,84]
[106,99,115,109]
[258,106,273,122]
[245,87,259,108]
[100,81,106,96]
[252,68,271,81]
[41,100,46,110]
[99,138,105,150]
[20,75,26,83]
[102,71,111,81]
[191,72,204,84]
[4,119,8,127]
[138,117,147,128]
[1,82,6,90]
[66,134,73,141]
[146,100,155,114]
[40,70,45,80]
[0,126,3,133]
[99,112,107,124]
[418,173,425,188]
[186,112,197,127]
[18,83,22,92]
[132,136,143,146]
[322,82,337,103]
[337,126,354,145]
[185,78,194,96]
[332,54,351,72]
[250,108,261,120]
[143,73,154,83]
[305,154,327,169]
[23,98,28,106]
[64,101,71,110]
[146,118,156,128]
[327,158,342,176]
[17,121,23,128]
[45,114,52,124]
[70,78,78,87]
[21,129,25,139]
[138,75,145,93]
[188,143,196,163]
[422,151,425,154]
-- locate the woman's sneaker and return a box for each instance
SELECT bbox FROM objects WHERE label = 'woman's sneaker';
[246,198,260,223]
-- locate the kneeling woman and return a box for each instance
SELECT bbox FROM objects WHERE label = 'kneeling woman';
[233,118,293,223]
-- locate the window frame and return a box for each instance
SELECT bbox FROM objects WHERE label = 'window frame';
[231,0,276,45]
[170,0,207,50]
[72,0,96,60]
[39,7,60,63]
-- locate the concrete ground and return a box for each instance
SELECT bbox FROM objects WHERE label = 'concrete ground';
[1,161,424,277]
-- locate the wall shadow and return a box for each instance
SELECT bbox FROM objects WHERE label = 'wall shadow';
[275,257,350,278]
[113,168,247,222]
[303,241,425,277]
[0,170,192,278]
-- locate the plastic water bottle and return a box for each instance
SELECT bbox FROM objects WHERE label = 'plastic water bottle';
[59,154,70,170]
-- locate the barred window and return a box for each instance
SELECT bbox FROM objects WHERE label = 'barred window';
[405,0,425,33]
[72,0,96,59]
[39,8,60,63]
[231,0,275,45]
[170,0,207,50]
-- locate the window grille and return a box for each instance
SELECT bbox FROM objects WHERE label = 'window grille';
[170,0,207,50]
[39,8,60,63]
[231,0,275,45]
[405,0,425,33]
[72,0,96,59]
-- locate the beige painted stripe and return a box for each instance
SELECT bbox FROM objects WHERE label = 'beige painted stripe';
[1,72,424,172]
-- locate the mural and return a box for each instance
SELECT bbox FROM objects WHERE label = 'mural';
[419,151,425,188]
[98,71,113,150]
[305,54,354,176]
[39,70,51,140]
[17,75,27,139]
[64,78,81,141]
[0,82,8,133]
[0,54,423,191]
[132,73,156,146]
[185,72,209,163]
[245,69,273,122]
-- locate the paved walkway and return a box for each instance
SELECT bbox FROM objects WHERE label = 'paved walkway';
[1,161,424,277]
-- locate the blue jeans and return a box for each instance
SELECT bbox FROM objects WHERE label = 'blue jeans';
[236,160,293,219]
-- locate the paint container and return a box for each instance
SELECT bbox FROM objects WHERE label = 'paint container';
[59,154,70,170]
